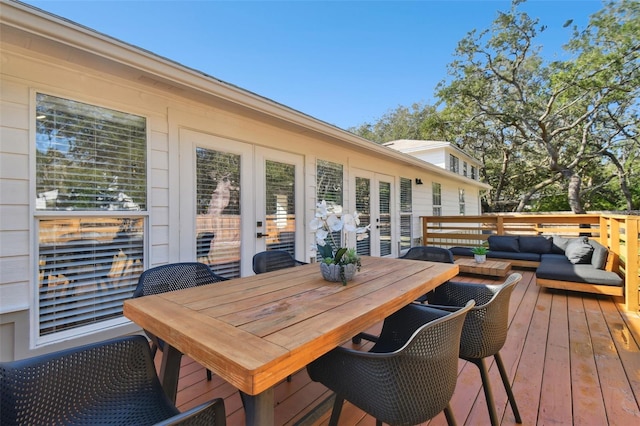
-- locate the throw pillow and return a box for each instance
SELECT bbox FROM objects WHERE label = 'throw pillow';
[488,235,520,252]
[551,235,572,254]
[590,241,609,270]
[564,237,594,264]
[519,236,553,254]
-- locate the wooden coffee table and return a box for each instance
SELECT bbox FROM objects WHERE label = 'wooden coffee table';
[455,258,512,279]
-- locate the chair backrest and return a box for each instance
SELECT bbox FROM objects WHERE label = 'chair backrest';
[196,232,215,258]
[0,336,179,425]
[400,246,454,263]
[133,262,227,298]
[309,301,474,425]
[431,273,522,359]
[252,250,304,274]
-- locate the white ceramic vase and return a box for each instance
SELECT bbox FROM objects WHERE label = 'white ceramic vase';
[474,254,487,264]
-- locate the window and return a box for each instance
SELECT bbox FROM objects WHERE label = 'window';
[459,188,466,215]
[399,178,412,251]
[317,160,344,247]
[432,182,442,216]
[35,93,146,341]
[449,154,459,173]
[463,162,468,177]
[471,166,477,180]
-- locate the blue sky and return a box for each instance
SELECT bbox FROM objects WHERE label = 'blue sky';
[22,0,604,130]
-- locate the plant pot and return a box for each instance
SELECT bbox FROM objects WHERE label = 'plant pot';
[320,263,357,284]
[474,254,486,264]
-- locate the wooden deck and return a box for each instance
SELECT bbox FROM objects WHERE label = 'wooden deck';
[165,269,640,425]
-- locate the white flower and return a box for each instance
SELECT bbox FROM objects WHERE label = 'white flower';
[326,214,343,232]
[315,200,328,218]
[342,213,357,232]
[311,200,370,263]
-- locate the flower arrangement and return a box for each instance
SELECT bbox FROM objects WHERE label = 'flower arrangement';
[310,200,370,284]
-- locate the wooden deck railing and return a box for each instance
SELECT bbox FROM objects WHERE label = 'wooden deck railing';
[420,213,640,313]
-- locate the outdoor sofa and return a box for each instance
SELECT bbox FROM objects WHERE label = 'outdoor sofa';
[449,235,624,297]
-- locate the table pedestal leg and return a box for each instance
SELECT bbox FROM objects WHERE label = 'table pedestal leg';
[159,344,182,403]
[241,388,275,426]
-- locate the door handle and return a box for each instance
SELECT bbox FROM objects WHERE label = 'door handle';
[256,232,271,238]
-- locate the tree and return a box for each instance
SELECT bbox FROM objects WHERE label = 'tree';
[436,0,639,213]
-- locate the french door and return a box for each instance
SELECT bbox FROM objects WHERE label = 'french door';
[254,147,304,258]
[180,129,303,277]
[352,170,395,257]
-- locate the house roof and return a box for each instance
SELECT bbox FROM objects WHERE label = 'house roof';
[2,0,488,188]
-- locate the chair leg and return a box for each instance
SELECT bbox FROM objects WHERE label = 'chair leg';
[494,352,522,423]
[468,357,500,426]
[206,369,212,381]
[328,395,344,426]
[351,332,378,344]
[444,403,458,426]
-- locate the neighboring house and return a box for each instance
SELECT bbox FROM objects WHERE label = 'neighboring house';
[0,0,490,359]
[384,139,487,216]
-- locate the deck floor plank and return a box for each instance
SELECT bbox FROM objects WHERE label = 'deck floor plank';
[568,295,608,425]
[539,291,572,424]
[167,270,640,425]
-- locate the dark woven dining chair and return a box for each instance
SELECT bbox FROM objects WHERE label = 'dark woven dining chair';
[400,245,455,263]
[353,245,455,344]
[308,301,475,426]
[426,273,523,426]
[0,335,226,425]
[252,250,306,274]
[132,262,228,381]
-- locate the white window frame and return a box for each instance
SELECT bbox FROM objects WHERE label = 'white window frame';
[31,92,149,346]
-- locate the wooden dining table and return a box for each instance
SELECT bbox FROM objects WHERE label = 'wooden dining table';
[123,256,459,426]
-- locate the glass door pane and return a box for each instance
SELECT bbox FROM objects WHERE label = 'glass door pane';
[355,177,371,256]
[196,148,241,277]
[264,160,296,256]
[378,181,392,256]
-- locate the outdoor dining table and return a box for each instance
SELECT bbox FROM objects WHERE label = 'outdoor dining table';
[123,256,459,426]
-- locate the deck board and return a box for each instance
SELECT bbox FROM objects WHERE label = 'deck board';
[165,269,640,425]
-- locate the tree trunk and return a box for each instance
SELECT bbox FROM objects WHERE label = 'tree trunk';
[567,172,586,214]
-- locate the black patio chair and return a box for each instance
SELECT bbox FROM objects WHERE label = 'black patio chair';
[0,335,225,425]
[308,301,475,426]
[426,273,523,426]
[352,245,455,344]
[400,245,455,263]
[252,250,306,274]
[133,262,228,381]
[196,232,215,262]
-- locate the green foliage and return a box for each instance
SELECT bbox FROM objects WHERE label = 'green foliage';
[351,0,640,214]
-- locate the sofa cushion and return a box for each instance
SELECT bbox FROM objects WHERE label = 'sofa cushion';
[536,258,623,286]
[488,251,540,262]
[519,236,553,254]
[551,236,572,254]
[564,237,594,264]
[589,240,609,270]
[488,235,519,252]
[449,247,473,257]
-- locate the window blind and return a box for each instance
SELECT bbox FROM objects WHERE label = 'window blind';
[38,218,144,336]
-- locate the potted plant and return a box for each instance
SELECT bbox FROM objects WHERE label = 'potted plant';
[471,243,488,263]
[310,200,369,285]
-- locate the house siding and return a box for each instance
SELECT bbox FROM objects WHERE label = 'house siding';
[0,1,489,359]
